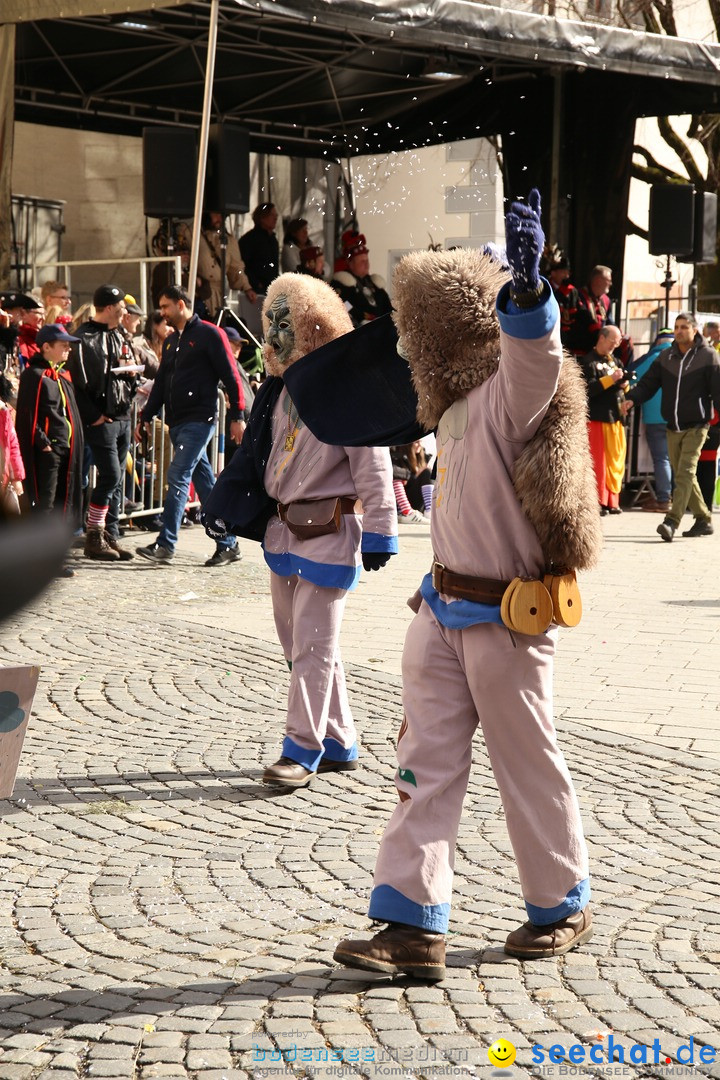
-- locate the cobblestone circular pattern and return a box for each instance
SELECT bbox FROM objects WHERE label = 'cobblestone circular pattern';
[1,567,720,1079]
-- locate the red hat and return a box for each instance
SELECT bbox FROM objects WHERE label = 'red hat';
[341,230,368,257]
[300,246,323,265]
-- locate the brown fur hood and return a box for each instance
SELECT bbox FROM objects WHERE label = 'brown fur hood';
[392,248,602,572]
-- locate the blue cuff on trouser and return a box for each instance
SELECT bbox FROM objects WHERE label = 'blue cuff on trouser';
[281,736,358,771]
[321,737,358,762]
[524,878,591,926]
[282,736,323,772]
[368,884,450,934]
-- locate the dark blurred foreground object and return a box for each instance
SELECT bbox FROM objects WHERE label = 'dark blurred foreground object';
[0,513,73,623]
[282,314,426,446]
[0,512,69,799]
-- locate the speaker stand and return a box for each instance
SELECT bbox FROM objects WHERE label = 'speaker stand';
[688,273,698,317]
[166,216,176,280]
[661,256,676,328]
[215,222,262,348]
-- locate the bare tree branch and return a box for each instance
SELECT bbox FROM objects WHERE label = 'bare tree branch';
[632,144,685,183]
[632,161,672,184]
[627,218,649,240]
[631,0,664,34]
[657,115,705,187]
[707,0,720,40]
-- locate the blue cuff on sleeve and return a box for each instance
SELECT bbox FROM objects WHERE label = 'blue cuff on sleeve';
[361,532,399,554]
[496,279,559,340]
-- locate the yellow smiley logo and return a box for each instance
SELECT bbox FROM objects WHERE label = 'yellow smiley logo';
[488,1039,517,1068]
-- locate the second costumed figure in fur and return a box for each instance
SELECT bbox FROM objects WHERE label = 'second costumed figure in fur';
[204,274,398,788]
[286,191,603,976]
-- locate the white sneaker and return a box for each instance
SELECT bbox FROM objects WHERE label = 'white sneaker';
[398,509,429,524]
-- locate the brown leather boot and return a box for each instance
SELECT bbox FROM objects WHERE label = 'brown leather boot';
[316,758,359,774]
[262,756,314,788]
[504,906,592,959]
[333,924,446,981]
[84,527,120,561]
[104,531,134,561]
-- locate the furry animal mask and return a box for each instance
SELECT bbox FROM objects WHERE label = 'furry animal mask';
[262,273,352,377]
[392,248,602,572]
[393,248,508,431]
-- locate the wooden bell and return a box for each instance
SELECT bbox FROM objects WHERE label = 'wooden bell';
[543,570,583,628]
[500,577,553,635]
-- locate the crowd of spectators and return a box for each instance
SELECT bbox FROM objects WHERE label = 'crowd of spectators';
[2,216,719,571]
[541,245,720,537]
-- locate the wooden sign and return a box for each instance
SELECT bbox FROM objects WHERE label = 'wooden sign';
[0,666,40,800]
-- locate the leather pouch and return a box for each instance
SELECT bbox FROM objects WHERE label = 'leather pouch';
[283,497,342,540]
[500,577,553,635]
[543,570,582,627]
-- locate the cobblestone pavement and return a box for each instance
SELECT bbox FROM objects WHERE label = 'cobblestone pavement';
[1,512,719,1080]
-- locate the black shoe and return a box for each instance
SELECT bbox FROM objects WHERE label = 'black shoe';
[607,506,622,515]
[123,499,144,514]
[205,545,241,567]
[657,519,676,542]
[136,542,174,563]
[682,518,714,537]
[181,513,194,529]
[600,506,608,516]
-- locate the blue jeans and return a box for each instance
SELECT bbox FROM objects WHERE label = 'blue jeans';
[157,420,236,552]
[85,417,131,540]
[644,423,672,503]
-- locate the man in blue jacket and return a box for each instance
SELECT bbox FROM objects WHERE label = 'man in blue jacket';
[630,328,673,514]
[135,285,245,566]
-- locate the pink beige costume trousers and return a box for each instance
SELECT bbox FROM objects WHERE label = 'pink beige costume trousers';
[270,571,357,770]
[368,601,589,932]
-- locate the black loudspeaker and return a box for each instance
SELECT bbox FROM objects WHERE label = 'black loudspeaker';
[205,124,250,215]
[678,191,718,265]
[142,127,197,218]
[649,184,695,256]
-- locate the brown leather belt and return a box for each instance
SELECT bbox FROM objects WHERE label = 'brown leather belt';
[277,496,360,523]
[432,560,510,605]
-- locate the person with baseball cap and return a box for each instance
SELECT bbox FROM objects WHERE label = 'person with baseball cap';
[122,294,144,339]
[15,325,84,574]
[221,325,254,467]
[0,293,43,376]
[66,284,137,562]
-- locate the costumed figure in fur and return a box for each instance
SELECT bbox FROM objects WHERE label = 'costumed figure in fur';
[285,191,602,977]
[203,273,398,789]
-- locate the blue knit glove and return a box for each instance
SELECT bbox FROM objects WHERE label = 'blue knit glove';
[363,552,391,572]
[505,188,544,299]
[202,513,228,541]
